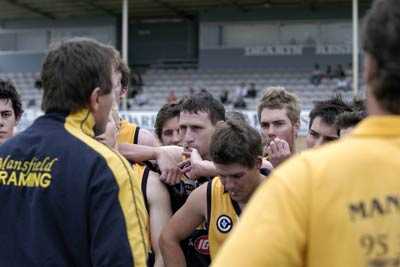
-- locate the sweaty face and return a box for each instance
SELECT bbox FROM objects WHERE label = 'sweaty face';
[93,70,118,135]
[179,111,216,159]
[306,116,339,149]
[259,108,297,151]
[0,99,17,145]
[161,116,181,146]
[215,162,261,205]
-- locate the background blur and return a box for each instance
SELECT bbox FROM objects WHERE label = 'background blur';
[0,0,371,137]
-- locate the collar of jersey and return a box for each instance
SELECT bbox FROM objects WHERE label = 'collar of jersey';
[65,108,96,137]
[352,115,400,137]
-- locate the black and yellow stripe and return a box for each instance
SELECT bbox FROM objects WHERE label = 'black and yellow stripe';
[65,109,149,267]
[118,120,140,145]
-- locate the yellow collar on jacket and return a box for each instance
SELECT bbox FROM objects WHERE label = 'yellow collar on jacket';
[65,108,96,138]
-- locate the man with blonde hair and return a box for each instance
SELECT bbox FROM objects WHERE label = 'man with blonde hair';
[257,87,300,167]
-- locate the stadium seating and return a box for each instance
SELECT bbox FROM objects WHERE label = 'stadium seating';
[0,69,361,112]
[138,68,360,111]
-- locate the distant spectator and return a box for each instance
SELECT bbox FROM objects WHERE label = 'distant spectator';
[199,88,208,94]
[246,83,257,98]
[233,97,247,109]
[34,79,42,90]
[188,87,195,97]
[325,65,333,79]
[345,62,353,77]
[235,82,247,99]
[220,89,230,104]
[335,77,351,92]
[167,90,177,104]
[136,91,149,106]
[234,82,247,108]
[333,64,346,79]
[129,70,143,99]
[310,64,323,86]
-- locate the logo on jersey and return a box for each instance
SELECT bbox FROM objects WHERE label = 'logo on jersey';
[216,215,233,233]
[194,235,210,255]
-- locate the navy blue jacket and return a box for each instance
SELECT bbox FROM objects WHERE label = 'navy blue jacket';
[0,109,148,267]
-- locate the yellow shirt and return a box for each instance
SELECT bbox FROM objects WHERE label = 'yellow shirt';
[207,177,241,260]
[117,120,140,144]
[213,116,400,267]
[132,163,153,260]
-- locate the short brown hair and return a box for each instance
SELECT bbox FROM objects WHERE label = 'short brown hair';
[155,102,181,140]
[362,0,400,114]
[210,119,262,168]
[101,46,130,89]
[335,111,367,132]
[180,90,225,125]
[257,87,300,125]
[41,38,114,113]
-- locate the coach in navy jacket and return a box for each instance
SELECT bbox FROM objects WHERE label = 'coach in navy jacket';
[0,38,149,266]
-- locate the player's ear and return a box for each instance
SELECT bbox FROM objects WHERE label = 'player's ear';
[88,87,102,113]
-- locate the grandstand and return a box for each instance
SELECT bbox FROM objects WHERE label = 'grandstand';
[0,0,371,130]
[0,68,357,114]
[140,68,356,111]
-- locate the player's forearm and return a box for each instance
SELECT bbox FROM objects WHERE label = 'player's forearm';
[159,234,186,267]
[118,143,158,162]
[154,253,165,267]
[196,160,217,178]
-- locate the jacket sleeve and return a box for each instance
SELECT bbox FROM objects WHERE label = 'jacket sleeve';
[89,158,148,267]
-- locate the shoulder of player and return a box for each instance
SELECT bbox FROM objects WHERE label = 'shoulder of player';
[146,170,170,204]
[138,128,160,147]
[187,182,209,216]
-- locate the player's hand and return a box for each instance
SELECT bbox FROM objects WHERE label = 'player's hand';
[178,148,217,179]
[265,138,291,167]
[156,146,184,185]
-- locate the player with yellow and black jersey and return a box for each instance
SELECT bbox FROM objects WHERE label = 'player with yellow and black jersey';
[160,119,265,263]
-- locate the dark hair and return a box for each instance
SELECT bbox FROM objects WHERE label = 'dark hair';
[309,95,352,130]
[41,38,114,113]
[257,87,300,125]
[335,111,367,132]
[362,0,400,114]
[101,45,130,89]
[155,102,181,140]
[180,90,225,124]
[351,97,366,112]
[0,79,23,120]
[210,119,262,168]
